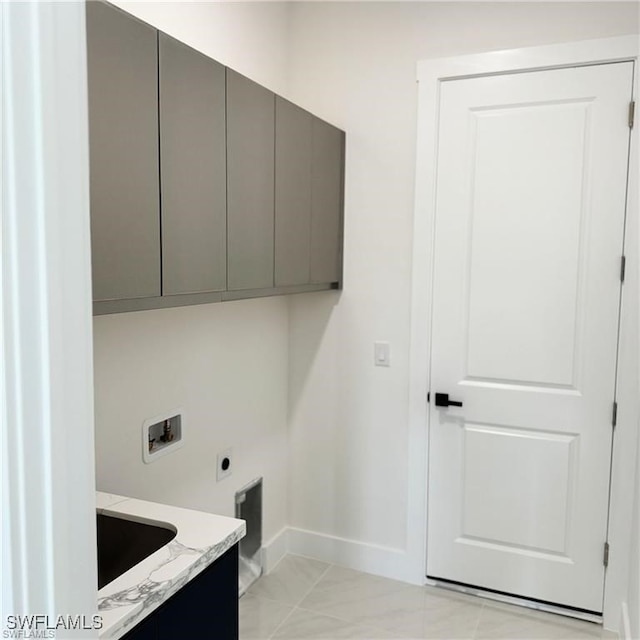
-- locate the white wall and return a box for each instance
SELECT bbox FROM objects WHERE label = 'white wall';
[112,1,291,94]
[93,2,292,544]
[286,1,639,555]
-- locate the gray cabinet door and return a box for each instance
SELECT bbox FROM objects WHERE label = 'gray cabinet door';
[226,70,275,291]
[86,1,160,301]
[159,34,227,295]
[311,118,345,285]
[275,98,312,287]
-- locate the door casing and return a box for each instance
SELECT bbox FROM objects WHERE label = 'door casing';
[408,35,639,633]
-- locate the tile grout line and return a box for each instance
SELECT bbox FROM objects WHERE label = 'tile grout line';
[266,551,289,575]
[291,579,428,637]
[240,592,298,640]
[263,556,334,640]
[280,572,451,638]
[258,556,512,640]
[471,600,486,640]
[291,578,487,639]
[293,602,412,638]
[246,554,325,608]
[266,605,298,640]
[244,592,297,607]
[294,560,334,608]
[252,558,608,640]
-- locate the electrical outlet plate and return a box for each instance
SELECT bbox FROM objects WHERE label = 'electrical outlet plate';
[217,448,233,481]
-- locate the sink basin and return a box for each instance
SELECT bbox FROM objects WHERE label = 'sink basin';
[97,513,177,589]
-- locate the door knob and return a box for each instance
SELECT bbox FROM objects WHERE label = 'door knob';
[434,392,463,408]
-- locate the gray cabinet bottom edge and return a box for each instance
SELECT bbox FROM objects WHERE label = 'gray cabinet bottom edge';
[93,282,340,315]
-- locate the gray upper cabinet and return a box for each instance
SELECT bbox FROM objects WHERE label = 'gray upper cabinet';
[275,98,313,287]
[275,101,345,289]
[86,1,161,302]
[159,34,227,296]
[311,118,345,285]
[87,2,344,314]
[226,70,275,291]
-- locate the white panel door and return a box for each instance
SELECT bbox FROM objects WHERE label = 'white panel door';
[427,62,633,613]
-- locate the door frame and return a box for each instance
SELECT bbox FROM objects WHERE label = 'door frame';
[408,35,638,633]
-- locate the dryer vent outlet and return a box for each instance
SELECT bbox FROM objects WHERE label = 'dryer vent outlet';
[236,477,263,596]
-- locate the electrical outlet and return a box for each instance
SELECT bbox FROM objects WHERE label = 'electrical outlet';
[217,448,233,482]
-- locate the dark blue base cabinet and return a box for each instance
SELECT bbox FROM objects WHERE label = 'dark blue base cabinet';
[121,545,238,640]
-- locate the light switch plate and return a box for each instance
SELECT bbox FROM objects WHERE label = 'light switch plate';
[374,342,391,367]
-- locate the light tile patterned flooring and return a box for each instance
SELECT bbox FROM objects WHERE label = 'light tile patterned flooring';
[239,555,616,640]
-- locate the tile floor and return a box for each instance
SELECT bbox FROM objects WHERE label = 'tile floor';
[239,555,616,640]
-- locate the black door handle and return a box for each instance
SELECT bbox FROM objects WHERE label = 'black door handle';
[434,392,463,408]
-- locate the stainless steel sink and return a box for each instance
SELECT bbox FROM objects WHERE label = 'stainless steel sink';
[97,512,177,589]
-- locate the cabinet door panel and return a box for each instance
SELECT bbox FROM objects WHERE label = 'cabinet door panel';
[86,1,160,301]
[311,119,345,285]
[226,70,275,291]
[121,614,156,640]
[156,546,239,639]
[275,98,312,287]
[159,34,227,295]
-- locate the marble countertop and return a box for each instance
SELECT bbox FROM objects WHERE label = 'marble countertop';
[96,492,245,639]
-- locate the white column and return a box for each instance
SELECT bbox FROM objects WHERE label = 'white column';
[2,2,98,637]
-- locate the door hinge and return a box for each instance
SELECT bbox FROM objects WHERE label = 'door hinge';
[604,542,610,567]
[630,101,636,129]
[621,255,626,283]
[612,401,618,428]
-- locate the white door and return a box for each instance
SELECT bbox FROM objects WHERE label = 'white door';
[427,62,633,613]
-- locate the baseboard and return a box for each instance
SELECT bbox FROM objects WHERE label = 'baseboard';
[620,602,632,640]
[287,526,420,584]
[261,527,289,574]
